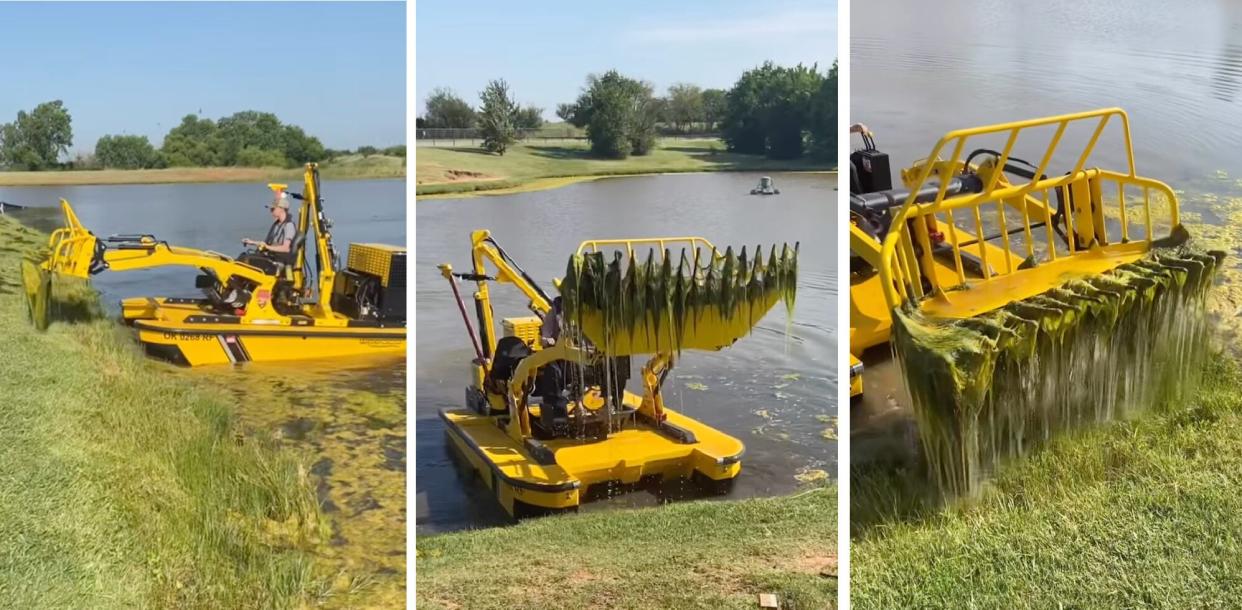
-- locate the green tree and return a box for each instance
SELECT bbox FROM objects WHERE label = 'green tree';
[649,97,670,126]
[808,61,838,161]
[722,62,824,159]
[424,87,477,128]
[666,83,704,133]
[215,111,284,165]
[70,152,99,170]
[631,95,660,155]
[160,112,324,167]
[572,70,658,159]
[95,134,163,169]
[478,79,519,155]
[702,88,727,131]
[514,105,544,130]
[357,145,379,157]
[383,144,407,157]
[234,146,287,167]
[280,125,325,164]
[0,100,73,170]
[556,102,583,126]
[161,115,222,166]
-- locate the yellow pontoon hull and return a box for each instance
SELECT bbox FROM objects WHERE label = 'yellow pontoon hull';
[441,395,744,517]
[121,297,406,366]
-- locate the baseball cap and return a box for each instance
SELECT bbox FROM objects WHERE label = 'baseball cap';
[267,192,291,210]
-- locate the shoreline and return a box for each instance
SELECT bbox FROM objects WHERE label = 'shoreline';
[0,160,405,187]
[417,168,839,200]
[0,216,328,606]
[416,485,837,609]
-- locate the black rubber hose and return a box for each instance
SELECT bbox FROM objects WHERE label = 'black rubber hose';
[484,237,552,304]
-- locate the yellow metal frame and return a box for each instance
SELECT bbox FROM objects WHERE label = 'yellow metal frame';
[576,236,717,258]
[452,231,714,442]
[44,200,284,317]
[467,229,554,358]
[876,108,1179,316]
[40,163,365,325]
[440,230,748,517]
[442,229,750,449]
[849,108,1182,398]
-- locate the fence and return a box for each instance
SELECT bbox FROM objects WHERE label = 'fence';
[415,127,721,147]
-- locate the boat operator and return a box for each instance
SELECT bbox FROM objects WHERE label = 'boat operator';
[536,297,570,427]
[242,191,297,264]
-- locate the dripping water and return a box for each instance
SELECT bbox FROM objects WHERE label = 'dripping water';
[893,248,1225,497]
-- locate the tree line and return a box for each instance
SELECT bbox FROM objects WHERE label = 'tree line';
[0,101,402,171]
[418,60,836,160]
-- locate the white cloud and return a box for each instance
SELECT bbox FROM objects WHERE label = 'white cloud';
[628,9,835,43]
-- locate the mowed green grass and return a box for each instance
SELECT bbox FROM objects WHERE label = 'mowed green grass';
[0,217,327,608]
[0,154,404,187]
[416,138,832,196]
[851,355,1242,608]
[416,486,837,610]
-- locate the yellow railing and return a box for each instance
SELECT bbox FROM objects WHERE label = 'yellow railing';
[877,108,1181,309]
[45,199,99,279]
[576,236,717,259]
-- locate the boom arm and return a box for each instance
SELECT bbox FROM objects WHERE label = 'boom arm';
[274,164,339,314]
[44,200,280,315]
[462,229,553,358]
[95,242,277,289]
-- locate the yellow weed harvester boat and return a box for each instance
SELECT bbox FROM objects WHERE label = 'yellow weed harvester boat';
[851,108,1189,396]
[27,164,405,366]
[438,230,797,518]
[849,108,1225,493]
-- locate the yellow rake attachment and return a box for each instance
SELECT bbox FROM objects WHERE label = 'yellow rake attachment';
[868,109,1226,494]
[21,200,100,330]
[560,236,798,357]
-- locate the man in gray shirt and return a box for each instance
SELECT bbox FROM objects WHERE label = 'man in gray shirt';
[242,191,297,263]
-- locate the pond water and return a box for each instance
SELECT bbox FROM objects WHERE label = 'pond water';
[1,178,407,607]
[416,171,837,533]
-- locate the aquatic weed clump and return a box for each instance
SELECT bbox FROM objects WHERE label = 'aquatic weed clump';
[894,245,1226,496]
[559,243,798,355]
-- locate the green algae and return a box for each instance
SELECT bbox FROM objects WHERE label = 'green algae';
[893,242,1226,496]
[559,242,799,353]
[19,258,50,330]
[184,357,407,609]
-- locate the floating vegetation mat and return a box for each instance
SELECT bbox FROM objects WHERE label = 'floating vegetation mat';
[20,258,51,331]
[559,243,798,355]
[893,245,1226,496]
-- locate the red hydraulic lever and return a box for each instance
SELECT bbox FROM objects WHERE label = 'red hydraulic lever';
[439,264,484,360]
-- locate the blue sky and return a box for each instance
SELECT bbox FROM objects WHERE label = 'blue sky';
[416,0,836,118]
[0,2,405,154]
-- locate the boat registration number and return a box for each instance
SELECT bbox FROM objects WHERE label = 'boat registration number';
[163,332,216,341]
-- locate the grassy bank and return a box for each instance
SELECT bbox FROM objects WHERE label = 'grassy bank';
[0,154,404,187]
[416,138,833,197]
[0,217,328,607]
[851,355,1242,608]
[416,486,836,609]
